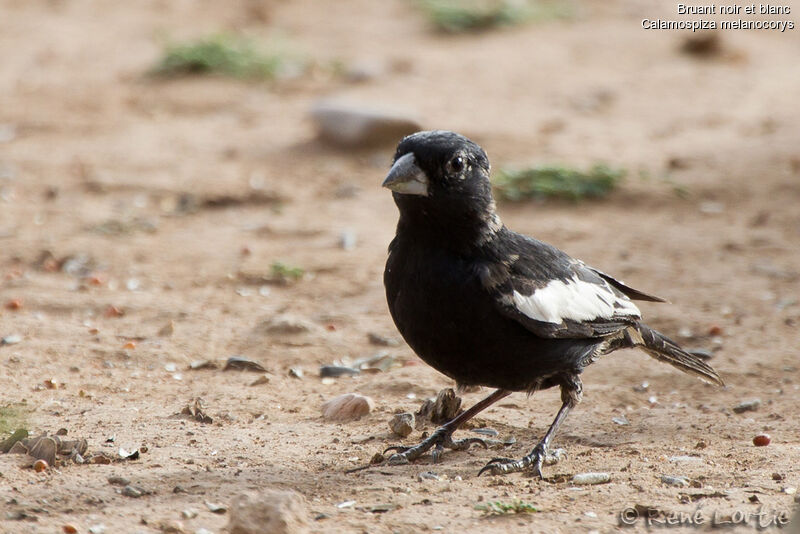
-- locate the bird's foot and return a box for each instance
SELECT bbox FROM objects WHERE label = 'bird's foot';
[384,426,489,465]
[477,445,566,477]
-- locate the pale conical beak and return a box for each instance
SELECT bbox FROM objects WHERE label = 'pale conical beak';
[382,153,429,197]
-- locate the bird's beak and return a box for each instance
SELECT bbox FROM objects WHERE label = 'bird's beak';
[382,153,429,197]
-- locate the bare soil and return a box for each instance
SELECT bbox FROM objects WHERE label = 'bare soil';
[1,1,799,533]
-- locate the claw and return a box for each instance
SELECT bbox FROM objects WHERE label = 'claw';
[430,445,444,464]
[382,426,494,466]
[476,444,566,477]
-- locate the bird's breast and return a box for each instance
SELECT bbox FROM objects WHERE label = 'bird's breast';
[384,239,600,391]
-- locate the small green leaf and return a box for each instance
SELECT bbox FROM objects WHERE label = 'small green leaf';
[151,34,301,80]
[493,164,624,202]
[418,0,572,33]
[270,262,304,283]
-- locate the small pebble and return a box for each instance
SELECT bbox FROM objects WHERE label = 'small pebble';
[189,360,217,370]
[339,230,357,250]
[661,475,690,487]
[366,332,399,346]
[288,367,304,379]
[572,472,610,485]
[89,525,107,534]
[205,501,227,514]
[0,334,22,346]
[4,298,23,310]
[753,433,771,447]
[63,525,78,534]
[249,374,271,386]
[224,356,267,373]
[182,509,198,519]
[319,365,359,378]
[612,415,630,426]
[389,412,414,437]
[107,475,131,486]
[321,393,374,422]
[159,520,185,534]
[33,459,48,472]
[122,485,144,498]
[733,399,761,413]
[417,471,440,481]
[310,100,421,147]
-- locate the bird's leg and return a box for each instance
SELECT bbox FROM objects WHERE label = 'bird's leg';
[479,375,582,477]
[385,389,511,465]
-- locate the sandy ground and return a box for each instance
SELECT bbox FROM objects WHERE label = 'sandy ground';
[1,1,799,532]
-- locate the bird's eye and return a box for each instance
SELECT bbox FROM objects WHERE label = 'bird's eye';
[447,156,465,174]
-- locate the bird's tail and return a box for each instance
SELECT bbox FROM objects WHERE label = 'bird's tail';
[625,324,724,386]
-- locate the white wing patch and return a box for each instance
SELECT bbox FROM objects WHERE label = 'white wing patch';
[511,275,641,324]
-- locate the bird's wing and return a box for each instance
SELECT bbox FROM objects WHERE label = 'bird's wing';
[481,232,651,339]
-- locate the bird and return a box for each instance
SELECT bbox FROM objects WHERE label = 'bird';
[381,130,723,477]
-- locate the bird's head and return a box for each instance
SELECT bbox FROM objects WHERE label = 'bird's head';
[383,131,501,243]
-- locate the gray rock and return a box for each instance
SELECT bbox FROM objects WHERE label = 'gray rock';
[311,100,421,147]
[227,490,310,534]
[122,485,145,498]
[661,474,690,487]
[733,398,761,413]
[319,365,359,378]
[388,412,414,437]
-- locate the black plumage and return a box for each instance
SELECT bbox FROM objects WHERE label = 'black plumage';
[381,130,723,476]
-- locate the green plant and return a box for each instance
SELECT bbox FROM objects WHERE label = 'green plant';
[493,164,624,202]
[475,499,539,515]
[418,0,571,33]
[270,262,304,283]
[151,34,295,79]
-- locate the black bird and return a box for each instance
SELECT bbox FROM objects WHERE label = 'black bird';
[381,130,723,477]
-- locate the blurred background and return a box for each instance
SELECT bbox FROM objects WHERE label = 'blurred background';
[1,0,798,532]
